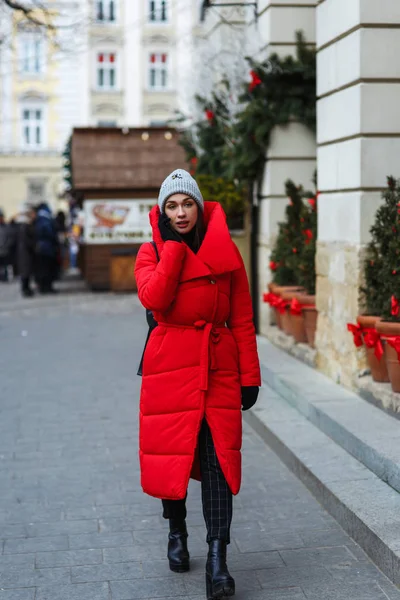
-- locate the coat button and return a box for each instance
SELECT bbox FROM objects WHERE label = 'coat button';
[210,279,216,284]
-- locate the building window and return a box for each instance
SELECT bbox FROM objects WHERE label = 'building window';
[27,179,46,204]
[96,0,116,22]
[148,53,168,90]
[149,0,168,22]
[97,52,117,90]
[19,32,45,75]
[21,106,44,148]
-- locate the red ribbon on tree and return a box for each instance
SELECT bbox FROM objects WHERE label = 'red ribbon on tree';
[347,323,363,348]
[290,298,302,316]
[304,229,313,245]
[391,295,399,317]
[205,109,215,122]
[363,329,384,361]
[308,197,316,210]
[387,336,400,362]
[249,70,262,92]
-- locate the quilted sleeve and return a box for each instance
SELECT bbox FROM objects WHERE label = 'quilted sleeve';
[134,241,186,312]
[227,249,261,387]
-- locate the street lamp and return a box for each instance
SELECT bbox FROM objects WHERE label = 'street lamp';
[200,0,258,22]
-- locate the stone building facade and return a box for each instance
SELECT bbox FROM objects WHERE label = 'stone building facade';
[199,0,399,391]
[0,0,198,218]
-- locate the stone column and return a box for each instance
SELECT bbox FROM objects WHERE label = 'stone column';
[316,0,400,387]
[257,1,317,335]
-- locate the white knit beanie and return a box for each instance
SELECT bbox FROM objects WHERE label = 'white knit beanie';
[158,169,204,213]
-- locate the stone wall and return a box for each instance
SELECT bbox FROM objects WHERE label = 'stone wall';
[315,0,400,388]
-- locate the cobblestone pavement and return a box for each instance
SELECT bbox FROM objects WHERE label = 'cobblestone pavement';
[1,282,400,599]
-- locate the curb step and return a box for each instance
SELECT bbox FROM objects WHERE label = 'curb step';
[256,337,400,495]
[246,337,400,587]
[244,387,400,586]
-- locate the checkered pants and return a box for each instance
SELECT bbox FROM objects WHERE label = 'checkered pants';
[162,419,233,543]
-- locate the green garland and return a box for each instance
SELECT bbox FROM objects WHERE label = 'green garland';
[228,31,316,183]
[176,31,316,186]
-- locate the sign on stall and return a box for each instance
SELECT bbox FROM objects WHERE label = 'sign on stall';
[84,199,155,244]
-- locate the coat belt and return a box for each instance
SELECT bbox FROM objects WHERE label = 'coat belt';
[158,320,226,392]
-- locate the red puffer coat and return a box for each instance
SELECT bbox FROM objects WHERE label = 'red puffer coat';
[134,202,261,500]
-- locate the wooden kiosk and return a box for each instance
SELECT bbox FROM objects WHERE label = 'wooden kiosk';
[70,127,187,291]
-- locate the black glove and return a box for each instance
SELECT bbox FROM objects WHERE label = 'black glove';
[158,213,182,243]
[241,386,259,411]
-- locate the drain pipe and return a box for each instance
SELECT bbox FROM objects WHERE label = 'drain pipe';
[249,180,260,333]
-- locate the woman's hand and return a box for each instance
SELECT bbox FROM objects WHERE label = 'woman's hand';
[241,386,259,411]
[158,214,182,243]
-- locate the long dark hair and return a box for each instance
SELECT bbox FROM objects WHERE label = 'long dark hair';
[191,213,206,253]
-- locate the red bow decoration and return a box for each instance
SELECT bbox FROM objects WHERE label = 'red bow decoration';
[347,323,363,348]
[363,329,384,361]
[205,109,214,122]
[276,298,288,314]
[269,261,278,271]
[391,295,399,317]
[249,70,262,92]
[290,298,302,316]
[263,292,275,304]
[387,336,400,362]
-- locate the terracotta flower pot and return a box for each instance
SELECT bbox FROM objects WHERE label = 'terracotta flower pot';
[265,283,282,328]
[275,286,304,336]
[357,316,389,383]
[294,293,317,348]
[376,321,400,392]
[281,290,307,343]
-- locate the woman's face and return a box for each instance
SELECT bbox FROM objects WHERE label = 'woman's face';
[164,194,198,235]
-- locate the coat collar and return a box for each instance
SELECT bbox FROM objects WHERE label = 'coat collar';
[149,202,241,283]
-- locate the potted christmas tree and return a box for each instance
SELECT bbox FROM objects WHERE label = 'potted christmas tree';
[372,177,400,391]
[356,195,390,383]
[264,180,307,337]
[292,190,318,347]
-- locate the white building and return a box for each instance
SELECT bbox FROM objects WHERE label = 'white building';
[0,0,198,217]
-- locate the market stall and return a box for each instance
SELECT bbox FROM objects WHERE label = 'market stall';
[70,127,187,290]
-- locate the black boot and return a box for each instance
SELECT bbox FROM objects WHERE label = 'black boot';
[206,540,235,599]
[167,519,190,573]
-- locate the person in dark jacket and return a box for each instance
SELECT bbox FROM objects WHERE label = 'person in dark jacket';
[17,203,36,297]
[34,203,59,294]
[0,208,10,282]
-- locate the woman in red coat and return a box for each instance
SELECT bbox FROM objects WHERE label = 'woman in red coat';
[134,169,261,600]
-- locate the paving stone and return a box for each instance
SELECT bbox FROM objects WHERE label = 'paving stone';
[3,535,69,554]
[0,553,35,567]
[99,515,163,533]
[26,519,98,537]
[110,577,187,599]
[256,566,332,589]
[68,531,133,550]
[35,548,103,568]
[0,523,27,538]
[71,561,143,583]
[36,582,110,600]
[0,590,36,600]
[301,581,395,599]
[279,546,356,567]
[0,565,70,588]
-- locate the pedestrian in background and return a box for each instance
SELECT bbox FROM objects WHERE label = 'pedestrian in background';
[134,169,261,600]
[0,208,11,282]
[17,203,36,298]
[34,203,59,294]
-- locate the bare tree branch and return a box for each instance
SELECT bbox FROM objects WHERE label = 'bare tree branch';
[1,0,55,29]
